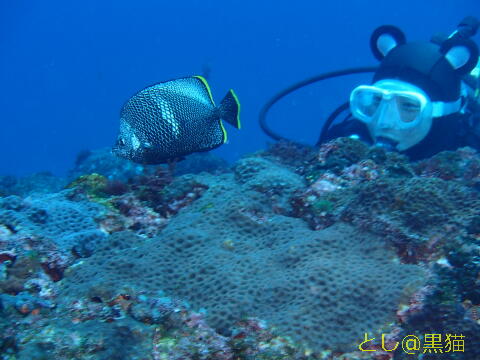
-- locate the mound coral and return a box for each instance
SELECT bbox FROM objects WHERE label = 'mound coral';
[62,172,424,353]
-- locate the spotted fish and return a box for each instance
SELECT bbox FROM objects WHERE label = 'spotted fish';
[113,76,240,164]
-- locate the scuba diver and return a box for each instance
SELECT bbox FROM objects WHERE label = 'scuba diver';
[259,16,480,160]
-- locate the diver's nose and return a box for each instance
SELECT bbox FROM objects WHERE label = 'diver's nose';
[376,103,396,129]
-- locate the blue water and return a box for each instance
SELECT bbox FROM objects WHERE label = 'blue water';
[1,0,478,176]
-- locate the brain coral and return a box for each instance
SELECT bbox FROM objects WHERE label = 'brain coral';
[62,172,425,352]
[0,191,106,254]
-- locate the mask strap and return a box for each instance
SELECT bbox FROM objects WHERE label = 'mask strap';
[431,98,462,117]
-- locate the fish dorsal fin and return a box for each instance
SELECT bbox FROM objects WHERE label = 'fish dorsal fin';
[192,75,215,106]
[149,76,215,107]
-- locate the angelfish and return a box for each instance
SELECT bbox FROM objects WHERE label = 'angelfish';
[113,76,240,164]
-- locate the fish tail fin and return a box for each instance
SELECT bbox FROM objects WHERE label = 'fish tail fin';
[218,89,241,129]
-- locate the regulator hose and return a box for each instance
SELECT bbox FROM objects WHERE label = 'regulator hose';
[258,66,377,143]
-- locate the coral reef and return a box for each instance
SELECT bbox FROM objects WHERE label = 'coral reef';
[68,147,229,182]
[61,173,424,353]
[68,148,146,181]
[1,137,479,359]
[0,172,66,197]
[234,156,306,212]
[0,191,106,258]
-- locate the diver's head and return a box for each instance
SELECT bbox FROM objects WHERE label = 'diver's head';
[350,24,479,151]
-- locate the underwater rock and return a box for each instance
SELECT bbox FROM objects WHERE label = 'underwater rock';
[174,152,230,175]
[0,172,66,197]
[0,190,108,289]
[414,146,480,188]
[4,139,480,359]
[0,191,106,254]
[68,147,229,182]
[61,172,425,353]
[234,156,305,213]
[68,148,147,182]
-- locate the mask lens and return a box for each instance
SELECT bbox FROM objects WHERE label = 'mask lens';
[395,94,423,123]
[351,85,427,125]
[352,89,383,118]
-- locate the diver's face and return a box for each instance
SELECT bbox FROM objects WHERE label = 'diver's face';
[368,97,431,151]
[350,80,433,151]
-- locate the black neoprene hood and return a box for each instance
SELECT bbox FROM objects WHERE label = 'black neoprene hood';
[373,41,461,102]
[370,23,479,103]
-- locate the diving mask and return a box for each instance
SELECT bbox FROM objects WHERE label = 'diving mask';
[350,80,462,151]
[350,83,430,126]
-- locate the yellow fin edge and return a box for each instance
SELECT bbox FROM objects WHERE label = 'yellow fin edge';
[229,89,241,129]
[193,75,215,106]
[220,120,228,143]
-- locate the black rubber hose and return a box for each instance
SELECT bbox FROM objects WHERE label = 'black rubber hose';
[316,101,350,146]
[258,66,378,142]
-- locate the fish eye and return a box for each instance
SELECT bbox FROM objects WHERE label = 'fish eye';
[117,137,125,146]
